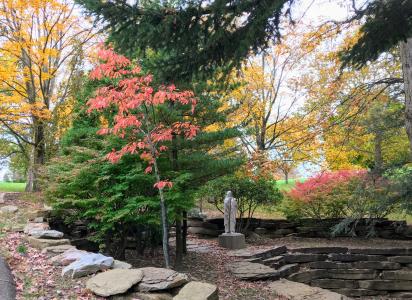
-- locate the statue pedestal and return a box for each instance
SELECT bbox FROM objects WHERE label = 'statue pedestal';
[218,233,246,250]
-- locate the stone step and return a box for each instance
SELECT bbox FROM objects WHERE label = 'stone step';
[25,236,71,250]
[269,279,352,300]
[307,261,401,270]
[289,247,348,254]
[284,253,327,263]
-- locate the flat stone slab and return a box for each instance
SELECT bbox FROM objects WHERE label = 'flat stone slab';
[229,246,287,259]
[284,253,327,263]
[388,256,412,263]
[41,244,76,254]
[350,248,412,256]
[328,254,386,262]
[0,205,18,213]
[173,281,218,300]
[129,293,173,300]
[381,270,412,280]
[289,247,348,254]
[25,236,70,250]
[30,229,64,239]
[24,222,50,234]
[269,279,352,300]
[307,261,400,270]
[311,279,358,289]
[227,261,278,280]
[136,267,188,292]
[86,269,143,297]
[359,280,412,291]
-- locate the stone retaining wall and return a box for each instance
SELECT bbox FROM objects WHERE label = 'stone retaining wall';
[188,217,412,239]
[231,246,412,298]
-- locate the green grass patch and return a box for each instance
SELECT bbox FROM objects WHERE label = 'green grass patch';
[276,178,305,192]
[0,182,26,192]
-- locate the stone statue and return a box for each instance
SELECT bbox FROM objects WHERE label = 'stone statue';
[224,191,237,233]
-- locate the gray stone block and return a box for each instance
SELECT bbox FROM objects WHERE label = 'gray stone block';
[359,280,412,291]
[277,264,300,277]
[328,253,386,262]
[288,270,326,283]
[311,279,359,289]
[289,247,348,254]
[334,288,388,297]
[218,233,245,250]
[381,270,412,280]
[284,254,327,263]
[388,256,412,264]
[350,248,412,256]
[352,261,401,270]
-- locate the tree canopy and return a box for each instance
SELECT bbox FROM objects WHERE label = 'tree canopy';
[76,0,293,80]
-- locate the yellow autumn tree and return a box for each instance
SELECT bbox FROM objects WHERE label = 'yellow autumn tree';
[0,0,97,191]
[300,22,405,171]
[225,23,326,179]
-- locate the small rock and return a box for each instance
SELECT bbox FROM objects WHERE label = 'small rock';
[30,229,64,239]
[41,244,76,254]
[32,217,44,223]
[136,267,188,292]
[0,205,18,213]
[86,269,143,297]
[112,260,132,269]
[62,253,114,278]
[173,281,218,300]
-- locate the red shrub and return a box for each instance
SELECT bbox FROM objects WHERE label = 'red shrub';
[288,170,367,203]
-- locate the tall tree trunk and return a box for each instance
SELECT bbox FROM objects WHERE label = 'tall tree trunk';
[400,38,412,160]
[373,131,383,175]
[152,158,170,268]
[182,211,187,254]
[175,215,183,267]
[284,171,289,184]
[26,118,45,192]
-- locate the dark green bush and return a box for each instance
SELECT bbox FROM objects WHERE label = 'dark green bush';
[199,176,283,231]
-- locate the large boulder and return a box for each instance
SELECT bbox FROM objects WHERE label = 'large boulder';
[50,249,89,266]
[30,229,64,239]
[173,281,218,300]
[136,267,189,292]
[86,269,143,297]
[62,253,114,278]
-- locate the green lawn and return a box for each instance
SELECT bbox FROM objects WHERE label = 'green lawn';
[276,178,305,192]
[0,182,26,192]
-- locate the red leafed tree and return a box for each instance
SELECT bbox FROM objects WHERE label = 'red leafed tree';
[87,47,198,268]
